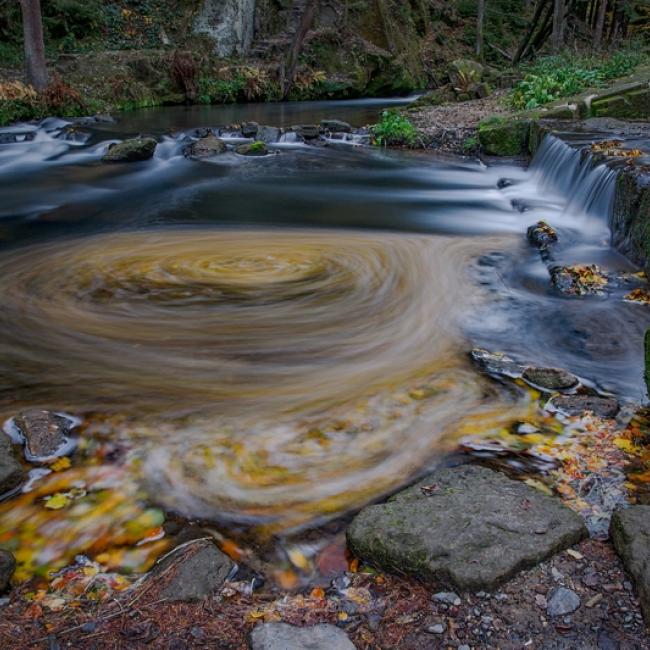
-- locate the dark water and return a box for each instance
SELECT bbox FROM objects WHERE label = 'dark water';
[0,99,647,574]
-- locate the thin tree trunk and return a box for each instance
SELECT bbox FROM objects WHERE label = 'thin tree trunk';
[593,0,608,50]
[476,0,486,61]
[552,0,565,52]
[513,0,550,64]
[19,0,47,91]
[283,0,318,99]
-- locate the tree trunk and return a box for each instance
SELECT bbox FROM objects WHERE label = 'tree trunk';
[552,0,565,52]
[476,0,486,60]
[593,0,608,49]
[19,0,48,91]
[513,0,549,64]
[283,0,318,99]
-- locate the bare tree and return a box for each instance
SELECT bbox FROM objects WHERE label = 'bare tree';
[19,0,48,90]
[552,0,565,52]
[283,0,318,99]
[476,0,486,61]
[593,0,608,50]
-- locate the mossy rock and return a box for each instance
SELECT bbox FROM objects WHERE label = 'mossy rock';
[590,83,650,120]
[478,117,530,156]
[235,141,269,156]
[102,137,157,162]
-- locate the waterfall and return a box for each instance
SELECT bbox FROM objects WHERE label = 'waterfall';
[529,134,618,220]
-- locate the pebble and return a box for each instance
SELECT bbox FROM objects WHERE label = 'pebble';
[433,591,461,606]
[547,587,581,617]
[427,623,446,634]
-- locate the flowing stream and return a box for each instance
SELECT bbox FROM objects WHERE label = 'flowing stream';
[0,100,648,579]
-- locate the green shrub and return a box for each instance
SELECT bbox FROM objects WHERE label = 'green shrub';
[510,51,644,110]
[371,110,418,147]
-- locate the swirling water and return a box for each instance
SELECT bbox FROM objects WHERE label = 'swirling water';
[0,102,648,575]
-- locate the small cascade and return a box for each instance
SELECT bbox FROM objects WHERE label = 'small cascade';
[529,134,618,219]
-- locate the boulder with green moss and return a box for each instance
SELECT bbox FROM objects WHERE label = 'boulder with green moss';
[235,141,269,156]
[478,117,530,156]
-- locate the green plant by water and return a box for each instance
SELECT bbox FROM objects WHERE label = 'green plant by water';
[372,110,418,147]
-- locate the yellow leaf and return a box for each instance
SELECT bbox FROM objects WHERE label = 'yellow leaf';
[44,493,70,510]
[524,478,553,496]
[49,457,71,472]
[287,547,310,571]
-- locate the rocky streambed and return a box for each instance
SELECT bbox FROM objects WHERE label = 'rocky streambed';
[0,101,649,648]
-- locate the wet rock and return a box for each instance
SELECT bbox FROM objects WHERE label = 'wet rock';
[550,264,608,296]
[256,126,280,144]
[470,348,523,379]
[249,622,354,650]
[320,120,352,133]
[241,121,259,138]
[546,587,581,616]
[0,550,15,593]
[148,538,234,602]
[551,395,620,418]
[346,465,587,591]
[522,367,578,390]
[610,506,650,623]
[13,410,76,460]
[527,221,558,249]
[183,134,227,159]
[102,137,157,162]
[292,125,320,140]
[235,141,269,156]
[0,434,24,493]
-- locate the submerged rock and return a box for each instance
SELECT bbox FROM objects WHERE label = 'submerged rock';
[610,506,650,623]
[12,410,76,460]
[0,550,15,593]
[527,221,558,250]
[183,133,227,159]
[148,538,234,602]
[102,137,157,162]
[522,366,578,390]
[0,435,24,494]
[551,395,620,418]
[346,465,587,591]
[550,264,608,296]
[250,622,354,650]
[546,587,580,616]
[235,141,269,156]
[320,119,352,133]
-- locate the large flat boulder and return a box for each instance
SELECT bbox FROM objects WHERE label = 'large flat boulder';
[347,465,587,591]
[610,506,650,624]
[249,623,354,650]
